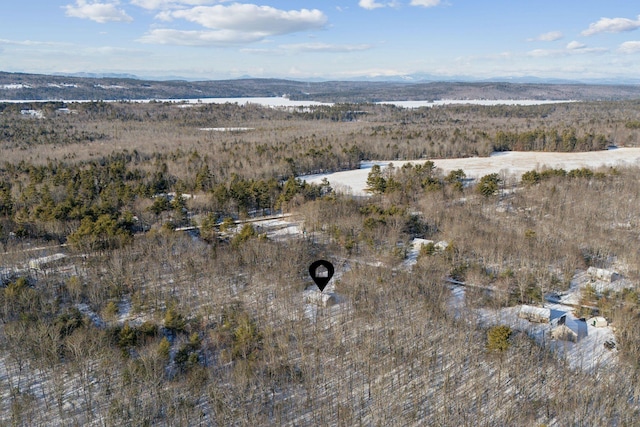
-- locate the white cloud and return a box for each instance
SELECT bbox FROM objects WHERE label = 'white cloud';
[359,0,428,10]
[410,0,441,7]
[335,68,406,78]
[138,29,263,45]
[529,31,563,42]
[527,49,554,58]
[65,0,133,23]
[282,43,372,53]
[359,0,386,9]
[86,46,149,55]
[166,4,326,35]
[155,10,174,21]
[527,45,607,57]
[581,15,640,36]
[0,39,68,47]
[619,41,640,54]
[241,43,372,55]
[566,41,586,50]
[130,0,217,10]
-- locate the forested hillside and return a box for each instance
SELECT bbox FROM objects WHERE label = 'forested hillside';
[4,71,640,101]
[1,99,640,425]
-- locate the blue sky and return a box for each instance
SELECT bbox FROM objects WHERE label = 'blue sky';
[2,1,640,80]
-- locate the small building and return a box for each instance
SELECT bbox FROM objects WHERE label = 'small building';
[587,266,619,283]
[587,316,608,328]
[551,323,578,342]
[518,305,551,323]
[303,289,338,307]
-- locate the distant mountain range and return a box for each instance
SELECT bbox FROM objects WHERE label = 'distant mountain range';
[52,71,640,86]
[2,71,640,103]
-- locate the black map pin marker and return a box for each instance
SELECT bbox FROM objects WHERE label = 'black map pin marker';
[309,260,334,292]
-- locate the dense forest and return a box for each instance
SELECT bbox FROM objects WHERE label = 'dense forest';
[1,98,640,425]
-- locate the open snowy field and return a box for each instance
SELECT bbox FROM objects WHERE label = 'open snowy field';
[377,99,575,108]
[300,148,640,195]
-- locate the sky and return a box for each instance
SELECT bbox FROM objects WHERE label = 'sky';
[2,1,640,81]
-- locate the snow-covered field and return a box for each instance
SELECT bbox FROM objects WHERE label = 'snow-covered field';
[300,148,640,195]
[0,84,31,89]
[199,127,254,132]
[377,99,575,108]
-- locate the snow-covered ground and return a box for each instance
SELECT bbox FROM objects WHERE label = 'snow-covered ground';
[300,148,640,196]
[402,238,433,269]
[475,301,617,371]
[397,240,617,372]
[402,238,449,269]
[377,99,575,108]
[75,303,106,329]
[250,217,303,240]
[199,127,254,131]
[302,263,351,325]
[457,267,620,372]
[0,84,31,89]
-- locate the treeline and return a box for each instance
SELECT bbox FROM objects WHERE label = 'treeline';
[493,128,608,152]
[521,166,606,185]
[0,152,329,247]
[2,100,639,182]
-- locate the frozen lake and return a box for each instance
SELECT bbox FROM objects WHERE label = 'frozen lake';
[378,99,576,108]
[1,96,574,108]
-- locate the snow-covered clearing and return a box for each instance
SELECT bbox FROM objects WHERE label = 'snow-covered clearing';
[550,269,634,306]
[75,303,105,329]
[20,109,44,118]
[93,84,125,89]
[1,84,31,89]
[303,286,348,325]
[199,127,254,132]
[402,238,449,269]
[447,268,620,372]
[300,148,640,196]
[47,83,78,88]
[377,99,575,108]
[248,216,303,240]
[402,238,433,269]
[301,258,352,324]
[475,301,617,371]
